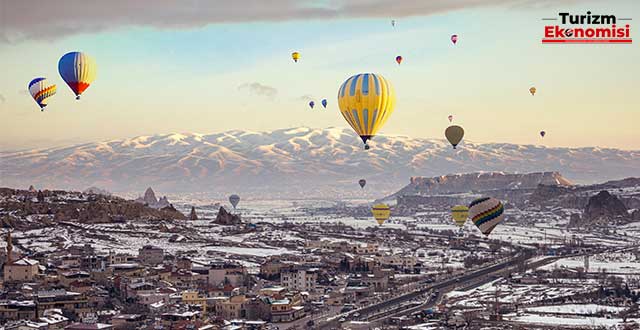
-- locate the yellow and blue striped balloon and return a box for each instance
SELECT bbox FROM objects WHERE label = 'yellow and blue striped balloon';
[58,51,97,100]
[337,73,395,149]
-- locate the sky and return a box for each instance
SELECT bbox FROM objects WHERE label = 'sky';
[0,0,639,150]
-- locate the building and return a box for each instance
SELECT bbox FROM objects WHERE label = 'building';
[280,268,317,292]
[3,258,40,283]
[208,261,246,287]
[270,299,304,323]
[110,314,145,330]
[0,300,37,321]
[218,295,247,319]
[36,290,90,318]
[64,323,113,330]
[137,246,164,266]
[181,291,208,314]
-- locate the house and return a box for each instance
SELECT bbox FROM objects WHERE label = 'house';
[218,295,248,319]
[270,298,304,323]
[111,314,146,330]
[181,291,208,314]
[280,268,317,292]
[208,262,246,287]
[36,290,90,318]
[137,246,164,266]
[0,300,37,321]
[3,258,40,283]
[243,296,272,321]
[259,260,294,280]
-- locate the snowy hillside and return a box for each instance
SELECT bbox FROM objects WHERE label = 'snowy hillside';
[1,127,638,198]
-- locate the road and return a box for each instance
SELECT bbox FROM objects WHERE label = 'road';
[316,250,534,329]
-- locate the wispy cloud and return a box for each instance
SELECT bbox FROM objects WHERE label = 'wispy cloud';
[0,0,579,42]
[238,82,278,98]
[297,94,314,102]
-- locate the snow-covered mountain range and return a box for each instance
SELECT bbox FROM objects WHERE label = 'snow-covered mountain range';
[1,127,638,198]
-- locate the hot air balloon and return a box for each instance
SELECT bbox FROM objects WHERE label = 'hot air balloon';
[28,78,56,111]
[448,115,453,123]
[321,99,327,108]
[540,131,546,138]
[468,197,505,236]
[292,52,300,62]
[229,194,240,209]
[391,20,396,27]
[309,101,315,109]
[337,73,396,150]
[358,179,366,189]
[372,203,390,226]
[445,125,464,149]
[451,34,458,44]
[451,205,469,227]
[529,87,536,96]
[395,56,403,65]
[58,51,97,100]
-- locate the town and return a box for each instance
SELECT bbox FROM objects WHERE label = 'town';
[1,172,639,329]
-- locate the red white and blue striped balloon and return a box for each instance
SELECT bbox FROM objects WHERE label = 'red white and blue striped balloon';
[28,78,56,111]
[58,51,97,100]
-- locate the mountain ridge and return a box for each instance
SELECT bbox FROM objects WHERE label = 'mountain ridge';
[1,127,638,198]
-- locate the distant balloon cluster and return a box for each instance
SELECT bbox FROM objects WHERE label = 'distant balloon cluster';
[28,51,97,111]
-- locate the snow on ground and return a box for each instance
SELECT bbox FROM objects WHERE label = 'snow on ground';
[505,313,638,327]
[540,250,640,274]
[525,304,626,314]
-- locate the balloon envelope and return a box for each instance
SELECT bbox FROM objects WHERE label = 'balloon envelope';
[395,56,403,64]
[321,99,327,108]
[529,87,536,95]
[358,179,366,189]
[372,203,390,225]
[28,78,56,110]
[337,73,396,149]
[229,194,240,209]
[451,34,458,44]
[445,125,464,149]
[468,197,505,236]
[451,205,469,227]
[309,101,315,109]
[58,52,97,99]
[292,52,300,62]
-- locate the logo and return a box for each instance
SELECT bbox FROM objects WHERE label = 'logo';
[542,12,632,44]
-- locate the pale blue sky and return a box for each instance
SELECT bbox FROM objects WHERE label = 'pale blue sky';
[0,0,638,150]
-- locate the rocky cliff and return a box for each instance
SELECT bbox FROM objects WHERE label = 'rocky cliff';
[0,188,186,228]
[400,172,572,196]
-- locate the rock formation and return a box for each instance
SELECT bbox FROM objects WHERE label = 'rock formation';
[143,187,158,204]
[189,206,198,220]
[583,191,628,224]
[135,187,172,209]
[213,207,241,225]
